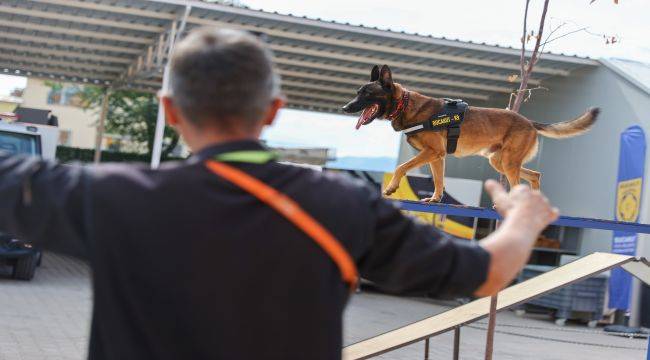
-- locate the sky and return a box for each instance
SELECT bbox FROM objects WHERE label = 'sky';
[244,0,650,62]
[262,109,400,158]
[0,73,26,97]
[1,0,648,161]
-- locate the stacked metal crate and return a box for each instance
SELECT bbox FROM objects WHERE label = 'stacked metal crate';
[517,265,608,327]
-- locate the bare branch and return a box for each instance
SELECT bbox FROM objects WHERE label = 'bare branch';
[526,0,550,71]
[509,1,619,113]
[511,0,550,113]
[538,20,566,57]
[542,27,589,46]
[519,0,531,80]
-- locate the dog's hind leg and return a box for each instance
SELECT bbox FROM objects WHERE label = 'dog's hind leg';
[488,152,504,174]
[500,150,524,189]
[423,157,445,202]
[491,151,540,189]
[520,167,541,189]
[383,149,434,196]
[499,127,539,190]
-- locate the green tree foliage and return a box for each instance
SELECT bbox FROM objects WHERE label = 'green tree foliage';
[49,83,179,158]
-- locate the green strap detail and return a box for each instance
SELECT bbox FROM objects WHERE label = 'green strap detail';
[213,150,278,164]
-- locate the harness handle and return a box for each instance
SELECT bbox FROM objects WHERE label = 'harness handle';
[205,160,359,291]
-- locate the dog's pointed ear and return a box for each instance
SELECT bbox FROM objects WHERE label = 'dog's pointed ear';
[370,65,380,81]
[379,65,393,90]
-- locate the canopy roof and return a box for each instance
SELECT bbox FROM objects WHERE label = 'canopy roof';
[0,0,599,113]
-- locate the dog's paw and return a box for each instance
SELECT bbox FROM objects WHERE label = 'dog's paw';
[383,188,396,196]
[422,196,442,203]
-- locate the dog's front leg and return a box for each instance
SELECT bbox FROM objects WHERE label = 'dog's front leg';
[423,157,445,202]
[383,149,433,196]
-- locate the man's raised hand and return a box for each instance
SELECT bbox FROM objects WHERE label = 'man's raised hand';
[485,179,559,232]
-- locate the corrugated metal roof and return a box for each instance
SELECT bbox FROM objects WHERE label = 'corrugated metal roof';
[601,58,650,96]
[0,0,599,113]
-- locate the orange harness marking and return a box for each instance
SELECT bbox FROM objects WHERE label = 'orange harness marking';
[205,160,358,290]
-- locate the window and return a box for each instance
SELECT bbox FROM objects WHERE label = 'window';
[47,85,84,107]
[58,129,72,146]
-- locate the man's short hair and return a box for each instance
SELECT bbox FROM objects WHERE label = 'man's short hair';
[169,28,280,130]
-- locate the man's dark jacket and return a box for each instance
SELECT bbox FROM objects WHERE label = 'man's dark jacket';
[0,140,489,360]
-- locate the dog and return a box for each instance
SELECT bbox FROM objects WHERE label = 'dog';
[342,65,598,202]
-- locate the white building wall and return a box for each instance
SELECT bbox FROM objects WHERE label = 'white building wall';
[520,64,650,326]
[519,64,650,256]
[21,78,98,149]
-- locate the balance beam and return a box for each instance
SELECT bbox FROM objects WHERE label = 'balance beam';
[343,252,650,360]
[393,200,650,234]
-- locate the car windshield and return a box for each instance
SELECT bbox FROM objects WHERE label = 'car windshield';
[0,130,40,156]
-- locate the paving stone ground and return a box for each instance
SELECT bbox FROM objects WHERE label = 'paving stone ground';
[0,253,91,360]
[344,292,648,360]
[0,252,647,359]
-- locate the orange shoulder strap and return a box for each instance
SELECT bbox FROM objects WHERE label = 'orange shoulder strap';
[205,160,358,291]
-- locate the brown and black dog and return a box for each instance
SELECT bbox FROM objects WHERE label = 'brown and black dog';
[342,65,598,202]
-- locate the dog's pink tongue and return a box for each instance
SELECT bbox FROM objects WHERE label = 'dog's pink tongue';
[355,106,374,130]
[355,116,364,130]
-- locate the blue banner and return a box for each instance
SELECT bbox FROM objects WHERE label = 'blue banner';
[609,125,646,311]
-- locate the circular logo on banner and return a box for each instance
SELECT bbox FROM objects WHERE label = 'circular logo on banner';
[619,192,639,222]
[617,178,642,222]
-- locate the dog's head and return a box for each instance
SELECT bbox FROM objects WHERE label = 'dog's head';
[342,65,395,129]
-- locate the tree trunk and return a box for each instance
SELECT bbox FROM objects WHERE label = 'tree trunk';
[162,133,180,159]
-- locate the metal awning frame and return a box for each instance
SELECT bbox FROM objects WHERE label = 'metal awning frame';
[0,0,600,165]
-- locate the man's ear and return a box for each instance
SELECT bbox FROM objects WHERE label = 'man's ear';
[262,97,285,126]
[161,95,180,127]
[379,65,393,89]
[370,65,380,82]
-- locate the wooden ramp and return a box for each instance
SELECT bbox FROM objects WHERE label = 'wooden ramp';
[343,252,650,360]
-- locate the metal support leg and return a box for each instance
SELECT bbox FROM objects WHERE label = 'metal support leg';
[93,88,110,164]
[453,327,460,360]
[150,5,191,169]
[150,64,170,168]
[484,174,506,359]
[484,294,498,360]
[424,338,429,360]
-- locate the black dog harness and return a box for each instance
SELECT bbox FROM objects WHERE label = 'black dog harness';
[388,92,469,154]
[403,99,468,154]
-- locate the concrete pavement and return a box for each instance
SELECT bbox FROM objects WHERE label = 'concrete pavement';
[0,252,646,359]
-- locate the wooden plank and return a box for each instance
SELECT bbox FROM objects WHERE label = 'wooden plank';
[342,252,635,359]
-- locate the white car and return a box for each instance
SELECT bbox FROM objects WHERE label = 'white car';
[0,119,58,280]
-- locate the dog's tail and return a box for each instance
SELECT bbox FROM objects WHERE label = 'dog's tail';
[532,108,599,139]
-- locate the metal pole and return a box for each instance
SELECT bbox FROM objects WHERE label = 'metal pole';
[150,63,170,168]
[93,88,110,164]
[484,294,498,360]
[484,174,506,360]
[424,338,429,360]
[453,327,460,360]
[150,5,191,169]
[471,216,479,243]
